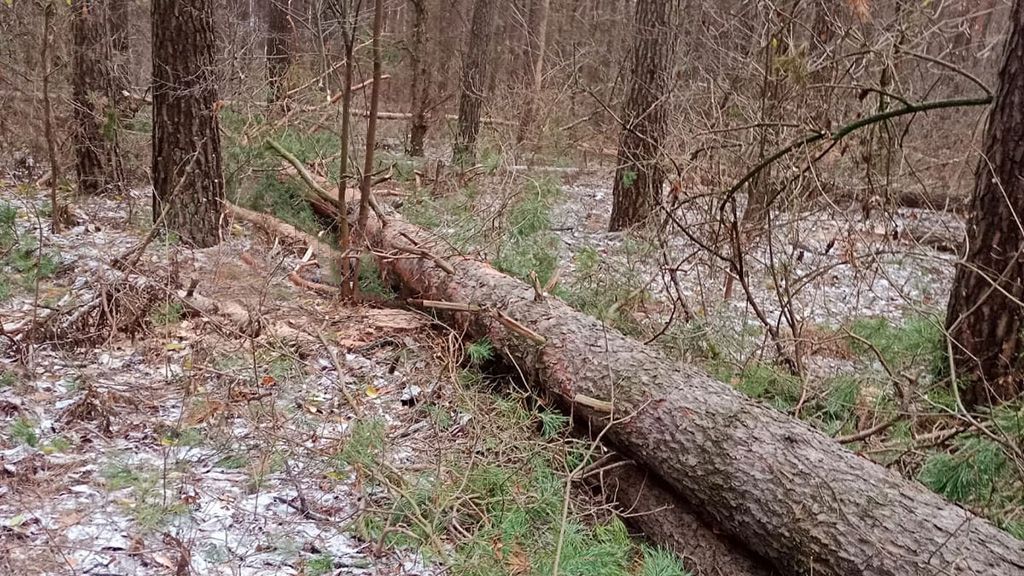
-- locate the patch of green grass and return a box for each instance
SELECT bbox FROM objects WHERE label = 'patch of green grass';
[344,382,689,576]
[920,437,1007,504]
[640,544,691,576]
[731,364,802,411]
[561,246,650,336]
[0,370,16,388]
[42,436,73,455]
[847,315,946,378]
[306,553,335,576]
[243,174,324,236]
[216,453,248,470]
[466,338,494,365]
[538,410,569,440]
[149,301,184,326]
[357,255,396,299]
[101,462,145,490]
[9,417,38,447]
[2,237,60,291]
[160,426,204,447]
[494,178,564,287]
[336,418,387,471]
[0,202,16,245]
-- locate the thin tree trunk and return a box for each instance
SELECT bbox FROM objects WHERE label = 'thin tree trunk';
[516,0,550,144]
[266,0,293,102]
[357,0,385,231]
[366,213,1024,576]
[41,2,66,233]
[72,0,126,196]
[151,0,225,248]
[453,0,499,165]
[407,0,431,156]
[608,0,679,230]
[945,0,1024,406]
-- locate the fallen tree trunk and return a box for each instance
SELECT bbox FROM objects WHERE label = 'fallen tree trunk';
[228,204,776,573]
[367,215,1024,576]
[591,461,772,576]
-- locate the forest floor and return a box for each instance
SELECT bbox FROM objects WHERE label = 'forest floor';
[1,144,1021,575]
[0,183,688,576]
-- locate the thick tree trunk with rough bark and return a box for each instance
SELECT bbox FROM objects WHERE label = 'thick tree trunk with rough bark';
[367,215,1024,576]
[407,0,431,156]
[609,0,679,231]
[151,0,225,248]
[453,0,498,165]
[266,0,293,102]
[945,0,1024,406]
[72,0,125,196]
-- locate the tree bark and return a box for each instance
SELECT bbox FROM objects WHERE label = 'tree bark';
[407,0,431,156]
[358,0,385,231]
[945,0,1024,406]
[609,0,679,231]
[266,0,293,102]
[453,0,499,165]
[515,0,550,144]
[367,215,1024,576]
[72,0,125,196]
[151,0,225,248]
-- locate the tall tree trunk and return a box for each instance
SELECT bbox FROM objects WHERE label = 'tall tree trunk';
[608,0,679,231]
[453,0,499,165]
[407,0,431,156]
[72,0,125,196]
[358,0,385,230]
[945,0,1024,406]
[152,0,225,248]
[266,0,293,102]
[109,0,129,53]
[515,0,550,144]
[41,2,68,233]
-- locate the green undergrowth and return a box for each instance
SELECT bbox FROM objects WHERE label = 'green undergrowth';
[846,315,947,380]
[333,356,691,576]
[705,314,1024,539]
[220,108,416,238]
[493,177,562,286]
[0,201,60,302]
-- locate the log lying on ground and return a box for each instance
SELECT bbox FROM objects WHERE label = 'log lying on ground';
[228,204,770,573]
[367,215,1024,576]
[591,461,772,576]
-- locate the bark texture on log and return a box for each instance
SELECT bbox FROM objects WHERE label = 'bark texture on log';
[368,216,1024,576]
[593,462,773,576]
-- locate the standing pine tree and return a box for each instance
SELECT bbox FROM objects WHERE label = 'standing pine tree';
[151,0,225,247]
[945,0,1024,406]
[609,0,680,231]
[453,0,499,165]
[72,0,125,196]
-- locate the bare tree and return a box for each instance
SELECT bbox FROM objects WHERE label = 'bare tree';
[152,0,225,247]
[946,0,1024,406]
[407,0,431,156]
[72,0,125,196]
[453,0,499,165]
[267,0,294,101]
[358,0,384,230]
[516,0,550,144]
[41,1,68,232]
[609,0,680,231]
